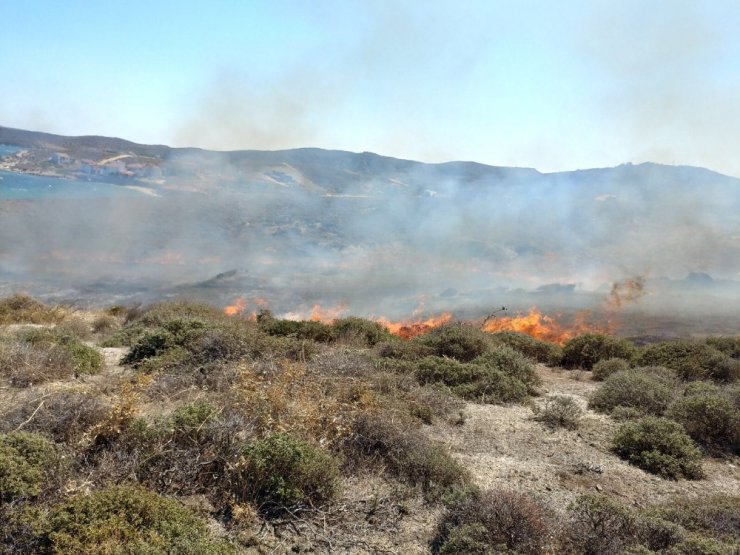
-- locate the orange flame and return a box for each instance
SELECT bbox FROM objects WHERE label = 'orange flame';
[309,302,349,323]
[224,297,247,316]
[377,312,454,339]
[482,308,608,345]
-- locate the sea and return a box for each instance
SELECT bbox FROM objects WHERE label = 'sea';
[0,145,140,200]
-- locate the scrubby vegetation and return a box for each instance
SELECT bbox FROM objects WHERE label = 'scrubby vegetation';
[562,333,636,370]
[634,340,739,382]
[0,295,737,553]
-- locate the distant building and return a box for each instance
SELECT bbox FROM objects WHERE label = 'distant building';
[80,160,99,174]
[50,152,72,165]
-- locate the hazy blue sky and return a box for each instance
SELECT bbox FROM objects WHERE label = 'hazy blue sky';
[2,1,740,175]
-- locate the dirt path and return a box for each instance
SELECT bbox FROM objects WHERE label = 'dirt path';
[426,364,740,512]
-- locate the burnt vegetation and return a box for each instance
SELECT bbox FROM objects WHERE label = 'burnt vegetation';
[0,295,737,553]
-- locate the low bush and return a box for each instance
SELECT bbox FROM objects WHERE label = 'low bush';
[0,294,63,325]
[331,317,394,346]
[347,412,469,501]
[592,358,630,381]
[230,434,340,515]
[664,536,736,555]
[433,489,550,554]
[634,514,687,552]
[535,395,582,430]
[634,340,739,382]
[418,323,493,362]
[563,494,636,555]
[489,331,563,365]
[561,333,635,370]
[414,356,528,404]
[612,416,704,479]
[2,391,108,443]
[36,485,235,554]
[650,494,740,541]
[589,370,676,416]
[0,432,58,502]
[667,393,739,453]
[705,336,740,360]
[375,339,435,361]
[261,318,337,343]
[472,345,541,389]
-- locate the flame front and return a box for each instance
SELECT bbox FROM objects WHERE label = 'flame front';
[377,312,454,339]
[482,308,607,345]
[224,297,247,316]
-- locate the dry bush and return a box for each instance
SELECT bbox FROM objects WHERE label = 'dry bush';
[1,390,108,443]
[0,340,73,387]
[562,494,636,555]
[345,412,470,501]
[0,294,64,325]
[433,489,551,554]
[489,331,563,366]
[54,317,91,340]
[649,494,740,542]
[91,314,119,335]
[535,395,583,430]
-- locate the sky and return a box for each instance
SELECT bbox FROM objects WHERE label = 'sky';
[2,0,740,176]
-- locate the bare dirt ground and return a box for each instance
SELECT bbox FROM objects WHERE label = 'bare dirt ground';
[426,364,740,515]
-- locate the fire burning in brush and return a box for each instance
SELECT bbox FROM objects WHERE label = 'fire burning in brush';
[376,312,454,339]
[310,302,349,323]
[224,297,247,316]
[482,308,610,345]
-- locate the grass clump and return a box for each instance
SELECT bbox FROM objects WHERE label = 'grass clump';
[0,432,58,502]
[667,392,739,454]
[535,395,582,430]
[592,358,630,381]
[562,333,635,370]
[414,356,528,404]
[589,369,676,416]
[634,340,739,382]
[489,331,563,366]
[347,412,469,501]
[418,323,493,362]
[612,416,704,479]
[34,485,235,554]
[433,489,550,554]
[230,434,340,515]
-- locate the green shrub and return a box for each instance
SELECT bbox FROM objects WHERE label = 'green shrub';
[589,370,676,416]
[171,401,220,444]
[132,300,226,327]
[705,336,740,360]
[347,413,469,501]
[592,358,630,381]
[563,494,636,555]
[665,536,736,555]
[562,334,635,370]
[667,393,739,453]
[472,345,541,389]
[123,329,176,365]
[64,342,104,375]
[433,489,550,554]
[612,417,704,479]
[414,356,528,404]
[0,432,57,502]
[488,331,563,366]
[634,340,739,382]
[42,485,235,554]
[231,434,340,514]
[375,340,435,360]
[261,318,337,343]
[634,515,687,552]
[536,395,582,430]
[331,317,393,346]
[650,494,740,541]
[418,323,493,362]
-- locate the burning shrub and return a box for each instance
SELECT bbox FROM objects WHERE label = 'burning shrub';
[414,356,528,404]
[346,412,469,501]
[488,331,563,366]
[36,485,235,554]
[704,336,740,360]
[562,333,636,370]
[433,489,551,554]
[589,369,676,416]
[634,340,739,382]
[666,393,739,454]
[418,323,493,362]
[0,432,58,502]
[562,494,636,555]
[229,434,340,515]
[535,395,583,430]
[612,416,704,479]
[592,357,631,381]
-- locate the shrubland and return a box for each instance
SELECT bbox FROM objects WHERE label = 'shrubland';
[0,295,737,553]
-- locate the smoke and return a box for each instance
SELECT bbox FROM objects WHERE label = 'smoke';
[608,277,645,309]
